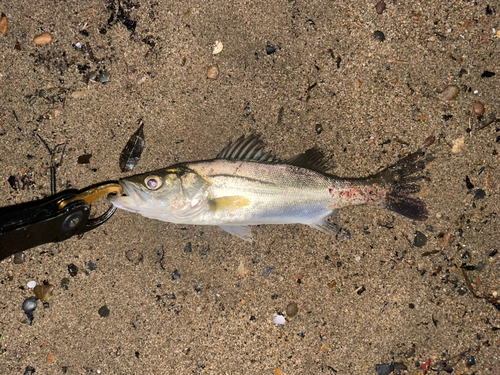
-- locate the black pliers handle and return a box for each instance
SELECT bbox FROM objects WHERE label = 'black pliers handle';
[0,183,122,261]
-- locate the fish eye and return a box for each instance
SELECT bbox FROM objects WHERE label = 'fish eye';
[144,175,162,190]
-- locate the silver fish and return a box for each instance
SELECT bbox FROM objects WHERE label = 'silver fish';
[109,135,429,241]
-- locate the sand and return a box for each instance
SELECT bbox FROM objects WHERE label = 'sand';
[1,0,499,374]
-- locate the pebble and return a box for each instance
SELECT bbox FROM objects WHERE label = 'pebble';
[375,1,386,14]
[71,90,89,99]
[262,265,275,276]
[14,252,26,264]
[466,355,476,366]
[24,366,36,375]
[473,101,485,115]
[286,302,298,317]
[23,297,38,324]
[440,85,459,101]
[184,242,192,253]
[212,40,223,54]
[33,33,52,45]
[439,232,454,247]
[413,231,427,247]
[23,297,38,314]
[98,305,110,318]
[451,137,465,153]
[0,15,8,36]
[97,71,111,84]
[27,280,37,289]
[315,123,323,135]
[474,189,486,199]
[86,261,97,271]
[266,45,279,55]
[373,30,385,42]
[61,278,70,290]
[68,263,78,277]
[375,363,394,375]
[238,260,250,277]
[171,269,181,280]
[34,284,54,302]
[207,64,220,80]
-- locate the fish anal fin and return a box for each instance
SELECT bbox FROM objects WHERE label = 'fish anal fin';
[216,135,280,163]
[208,196,250,212]
[286,148,330,173]
[219,225,253,242]
[308,214,339,235]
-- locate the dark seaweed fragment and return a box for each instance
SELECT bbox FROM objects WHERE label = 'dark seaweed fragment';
[119,122,145,172]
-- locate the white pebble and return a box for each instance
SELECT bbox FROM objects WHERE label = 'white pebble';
[273,313,286,325]
[27,281,37,289]
[355,256,361,262]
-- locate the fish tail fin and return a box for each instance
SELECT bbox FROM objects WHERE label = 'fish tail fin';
[370,150,432,221]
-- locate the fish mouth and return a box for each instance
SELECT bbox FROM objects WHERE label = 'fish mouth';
[108,180,151,212]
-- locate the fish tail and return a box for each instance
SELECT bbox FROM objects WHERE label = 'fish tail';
[369,150,431,221]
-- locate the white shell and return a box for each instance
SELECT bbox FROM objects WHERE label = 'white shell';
[273,313,286,325]
[27,281,37,289]
[212,40,223,55]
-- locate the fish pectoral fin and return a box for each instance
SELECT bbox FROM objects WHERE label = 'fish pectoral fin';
[219,225,253,242]
[309,215,339,235]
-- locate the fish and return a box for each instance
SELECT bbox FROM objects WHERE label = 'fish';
[109,135,430,242]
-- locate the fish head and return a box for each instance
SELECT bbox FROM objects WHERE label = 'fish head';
[109,167,184,217]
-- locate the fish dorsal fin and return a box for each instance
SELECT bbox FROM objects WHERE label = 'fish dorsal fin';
[285,148,330,173]
[216,135,280,163]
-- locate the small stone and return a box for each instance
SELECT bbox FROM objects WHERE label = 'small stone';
[451,137,465,153]
[473,101,485,115]
[212,40,223,54]
[466,355,476,366]
[85,261,97,271]
[184,242,192,253]
[61,278,70,290]
[286,302,298,317]
[266,45,279,55]
[373,30,385,42]
[98,305,110,318]
[375,1,386,14]
[167,293,176,299]
[238,260,250,277]
[27,280,37,289]
[207,64,220,80]
[33,284,54,302]
[481,71,495,78]
[413,231,427,247]
[68,263,78,277]
[171,269,181,280]
[315,123,323,134]
[0,15,8,36]
[439,232,454,247]
[422,135,436,147]
[375,363,394,375]
[474,189,486,199]
[34,33,52,45]
[13,252,26,264]
[440,85,460,101]
[22,297,38,314]
[97,71,111,84]
[262,265,275,276]
[71,90,89,99]
[24,366,36,375]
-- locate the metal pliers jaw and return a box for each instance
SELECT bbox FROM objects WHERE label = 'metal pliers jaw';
[0,183,122,261]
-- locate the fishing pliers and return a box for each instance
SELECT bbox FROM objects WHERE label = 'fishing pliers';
[0,183,122,261]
